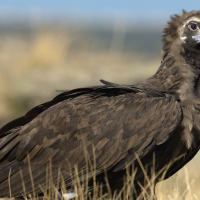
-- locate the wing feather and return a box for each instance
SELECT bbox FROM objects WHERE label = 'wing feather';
[0,85,182,197]
[1,95,181,168]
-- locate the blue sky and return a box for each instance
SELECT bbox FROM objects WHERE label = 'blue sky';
[0,0,200,24]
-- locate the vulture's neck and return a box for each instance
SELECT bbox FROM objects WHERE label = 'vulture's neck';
[139,41,200,101]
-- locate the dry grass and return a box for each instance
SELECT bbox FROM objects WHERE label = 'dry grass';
[0,24,200,199]
[1,150,200,200]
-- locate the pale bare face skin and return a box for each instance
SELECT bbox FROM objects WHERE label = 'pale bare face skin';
[179,17,200,43]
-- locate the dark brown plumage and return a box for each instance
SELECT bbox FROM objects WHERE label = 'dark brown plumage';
[1,10,200,199]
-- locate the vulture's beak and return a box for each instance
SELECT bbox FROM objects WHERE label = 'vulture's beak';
[192,34,200,43]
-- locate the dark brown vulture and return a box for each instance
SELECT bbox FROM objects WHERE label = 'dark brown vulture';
[1,9,200,199]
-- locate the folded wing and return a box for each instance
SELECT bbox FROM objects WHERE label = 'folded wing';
[0,85,182,197]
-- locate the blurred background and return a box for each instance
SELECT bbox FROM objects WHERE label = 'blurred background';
[0,0,200,199]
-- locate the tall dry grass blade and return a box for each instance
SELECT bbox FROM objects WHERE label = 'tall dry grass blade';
[61,174,67,200]
[134,153,151,188]
[125,163,137,200]
[45,162,49,199]
[48,159,53,199]
[39,185,46,195]
[19,168,28,200]
[137,181,149,200]
[103,167,112,200]
[134,152,152,199]
[97,193,108,200]
[27,154,36,199]
[52,185,62,200]
[122,175,126,200]
[131,164,138,198]
[80,134,93,198]
[115,167,137,200]
[151,153,156,199]
[99,182,103,200]
[8,168,11,200]
[55,167,61,200]
[92,145,97,200]
[125,165,131,200]
[75,165,83,200]
[113,190,117,200]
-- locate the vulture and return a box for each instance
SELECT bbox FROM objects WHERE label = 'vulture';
[1,9,200,199]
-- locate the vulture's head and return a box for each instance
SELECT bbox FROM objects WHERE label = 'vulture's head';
[162,10,200,53]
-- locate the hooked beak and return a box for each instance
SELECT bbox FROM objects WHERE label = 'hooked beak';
[192,34,200,43]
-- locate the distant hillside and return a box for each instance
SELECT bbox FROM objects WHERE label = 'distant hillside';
[0,22,163,54]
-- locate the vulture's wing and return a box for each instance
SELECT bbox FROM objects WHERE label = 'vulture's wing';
[0,85,182,196]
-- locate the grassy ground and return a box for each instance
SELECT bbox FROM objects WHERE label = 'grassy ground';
[0,24,200,200]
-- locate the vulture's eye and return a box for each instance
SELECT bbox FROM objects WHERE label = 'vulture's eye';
[189,23,198,31]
